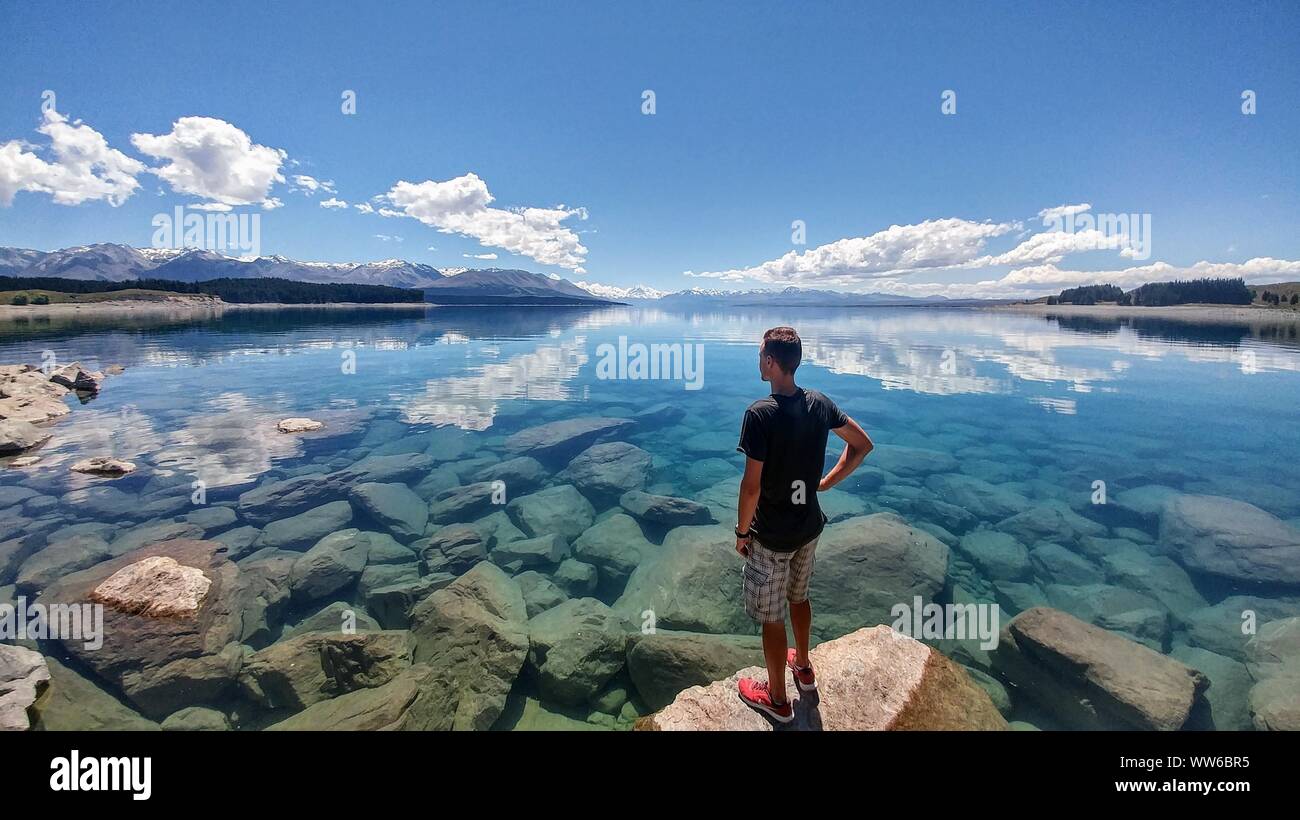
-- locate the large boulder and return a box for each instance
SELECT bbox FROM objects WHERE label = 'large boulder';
[810,514,949,641]
[506,485,595,542]
[515,570,569,618]
[638,625,1007,731]
[255,501,353,551]
[504,416,635,461]
[238,630,412,711]
[0,644,49,730]
[0,419,52,455]
[558,442,652,499]
[526,597,630,705]
[40,539,280,718]
[289,529,371,603]
[1159,494,1300,586]
[627,631,765,710]
[406,562,529,730]
[349,482,428,541]
[614,525,750,635]
[993,607,1209,730]
[332,452,435,486]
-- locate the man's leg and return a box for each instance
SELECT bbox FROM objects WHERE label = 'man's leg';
[786,537,817,671]
[789,599,812,668]
[761,620,789,705]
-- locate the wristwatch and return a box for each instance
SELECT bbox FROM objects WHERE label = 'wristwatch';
[734,527,752,539]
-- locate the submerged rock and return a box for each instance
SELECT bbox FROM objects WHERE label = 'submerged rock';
[993,607,1209,730]
[506,484,595,542]
[526,597,630,705]
[515,570,569,618]
[407,562,529,730]
[427,481,499,525]
[489,533,568,573]
[572,513,651,590]
[257,501,353,552]
[349,482,428,541]
[956,529,1030,581]
[239,630,412,711]
[416,524,487,575]
[810,513,949,641]
[615,525,749,635]
[619,489,714,526]
[559,441,652,499]
[30,656,158,731]
[161,706,230,731]
[266,664,442,730]
[40,538,280,719]
[626,631,765,711]
[1159,494,1300,586]
[289,529,371,603]
[638,625,1007,731]
[504,416,635,461]
[0,644,50,730]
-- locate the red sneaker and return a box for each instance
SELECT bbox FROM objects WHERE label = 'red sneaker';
[787,649,816,692]
[737,677,794,723]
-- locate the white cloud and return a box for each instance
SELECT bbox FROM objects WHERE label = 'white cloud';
[319,197,348,210]
[0,109,145,207]
[290,174,335,196]
[354,202,375,214]
[463,252,498,260]
[684,218,1017,284]
[379,172,588,273]
[373,234,403,243]
[131,117,286,209]
[1038,203,1092,224]
[867,257,1300,300]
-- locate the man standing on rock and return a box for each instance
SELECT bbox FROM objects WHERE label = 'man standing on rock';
[733,326,873,723]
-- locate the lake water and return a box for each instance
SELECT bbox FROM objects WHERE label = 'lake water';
[2,305,1298,730]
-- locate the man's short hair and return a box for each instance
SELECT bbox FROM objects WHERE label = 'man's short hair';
[762,326,802,374]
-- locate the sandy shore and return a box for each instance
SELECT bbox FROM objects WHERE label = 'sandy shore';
[0,297,431,320]
[984,303,1300,324]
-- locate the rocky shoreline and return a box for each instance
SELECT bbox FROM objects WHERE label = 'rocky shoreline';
[2,398,1299,732]
[985,302,1300,324]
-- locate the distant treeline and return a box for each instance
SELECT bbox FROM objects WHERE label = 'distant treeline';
[1048,277,1253,307]
[0,276,426,304]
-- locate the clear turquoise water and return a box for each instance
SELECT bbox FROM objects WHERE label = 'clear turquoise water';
[2,305,1298,729]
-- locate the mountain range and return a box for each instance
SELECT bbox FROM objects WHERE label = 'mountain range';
[0,243,952,306]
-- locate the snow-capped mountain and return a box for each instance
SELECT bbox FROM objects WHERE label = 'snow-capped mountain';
[18,243,173,282]
[573,282,946,306]
[422,268,612,305]
[0,247,48,277]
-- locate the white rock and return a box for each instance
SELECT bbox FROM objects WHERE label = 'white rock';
[277,418,324,433]
[90,556,212,617]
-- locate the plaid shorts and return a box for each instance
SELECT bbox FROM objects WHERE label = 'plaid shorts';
[742,536,818,624]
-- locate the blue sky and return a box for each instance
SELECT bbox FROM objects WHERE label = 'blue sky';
[1,1,1297,297]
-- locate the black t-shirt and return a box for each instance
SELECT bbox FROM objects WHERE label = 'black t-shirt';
[736,387,848,552]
